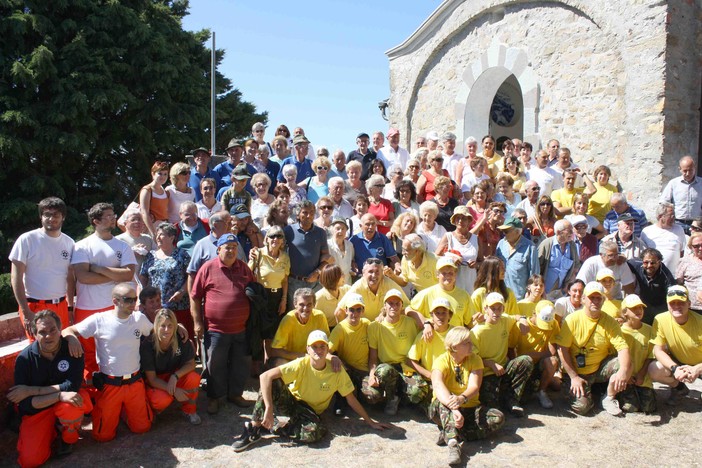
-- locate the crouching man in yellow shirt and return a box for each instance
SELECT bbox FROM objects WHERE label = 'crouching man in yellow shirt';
[554,282,631,416]
[648,285,702,405]
[232,330,388,451]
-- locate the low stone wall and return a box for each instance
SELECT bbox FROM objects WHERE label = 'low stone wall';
[0,313,28,428]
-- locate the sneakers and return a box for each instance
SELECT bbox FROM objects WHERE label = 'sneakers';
[447,438,462,465]
[186,412,202,425]
[54,439,73,459]
[537,390,554,409]
[384,395,400,415]
[601,396,622,416]
[232,422,262,452]
[667,383,689,406]
[207,398,219,415]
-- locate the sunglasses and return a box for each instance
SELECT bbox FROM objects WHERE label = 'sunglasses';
[454,365,464,386]
[320,205,333,210]
[316,166,329,171]
[365,258,383,265]
[539,202,552,206]
[268,234,284,239]
[692,244,702,249]
[433,158,444,163]
[180,171,191,175]
[120,296,138,304]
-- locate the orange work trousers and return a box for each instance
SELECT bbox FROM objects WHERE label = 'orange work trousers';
[74,306,112,381]
[17,388,92,468]
[19,300,70,342]
[92,378,152,442]
[146,371,201,415]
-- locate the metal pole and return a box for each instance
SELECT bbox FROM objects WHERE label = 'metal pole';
[211,32,216,155]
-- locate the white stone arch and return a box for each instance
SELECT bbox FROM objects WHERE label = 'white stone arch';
[454,39,539,148]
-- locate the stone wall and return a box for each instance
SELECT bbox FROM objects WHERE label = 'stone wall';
[386,0,700,214]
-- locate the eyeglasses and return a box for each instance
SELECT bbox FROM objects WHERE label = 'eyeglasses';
[254,183,268,188]
[41,212,62,219]
[316,166,328,171]
[101,214,117,220]
[268,234,284,239]
[119,296,138,304]
[365,258,383,265]
[319,205,333,210]
[454,365,464,386]
[408,165,419,169]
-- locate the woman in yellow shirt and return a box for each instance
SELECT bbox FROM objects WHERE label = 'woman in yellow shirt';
[587,165,618,223]
[249,225,291,359]
[314,265,351,329]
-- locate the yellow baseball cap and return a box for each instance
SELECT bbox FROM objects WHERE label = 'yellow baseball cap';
[621,294,646,309]
[306,330,329,346]
[485,292,505,307]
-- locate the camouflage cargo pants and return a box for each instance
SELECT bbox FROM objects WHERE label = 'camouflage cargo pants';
[428,399,504,442]
[618,384,657,414]
[404,373,431,408]
[479,355,534,409]
[251,379,326,443]
[361,363,401,405]
[564,356,619,415]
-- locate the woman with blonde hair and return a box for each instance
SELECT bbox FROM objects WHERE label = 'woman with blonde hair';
[250,173,275,229]
[388,211,419,257]
[165,161,196,224]
[314,196,335,229]
[140,308,201,425]
[328,218,355,284]
[417,201,447,253]
[303,156,332,203]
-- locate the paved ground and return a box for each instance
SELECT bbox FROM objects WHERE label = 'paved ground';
[1,378,700,467]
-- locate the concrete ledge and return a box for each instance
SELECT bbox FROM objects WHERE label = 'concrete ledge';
[0,313,23,343]
[0,336,29,430]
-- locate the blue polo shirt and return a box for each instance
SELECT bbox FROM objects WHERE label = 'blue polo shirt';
[189,168,222,202]
[350,231,397,266]
[495,235,540,300]
[277,156,315,183]
[284,223,329,277]
[214,161,257,197]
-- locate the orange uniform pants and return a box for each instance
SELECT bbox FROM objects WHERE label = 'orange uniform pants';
[17,388,92,468]
[74,306,112,381]
[92,379,152,442]
[146,371,201,415]
[19,300,70,342]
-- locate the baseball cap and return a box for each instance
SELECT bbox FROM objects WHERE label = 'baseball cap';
[535,304,557,331]
[231,163,251,180]
[450,205,474,225]
[345,293,365,309]
[498,217,523,230]
[356,132,370,140]
[230,204,251,219]
[596,268,615,281]
[383,289,403,302]
[387,128,400,137]
[485,292,505,307]
[621,294,646,309]
[436,256,458,270]
[617,213,635,223]
[426,131,439,141]
[583,282,606,297]
[430,297,453,313]
[570,215,588,227]
[193,147,209,156]
[293,134,310,146]
[666,285,689,303]
[216,234,238,248]
[306,330,329,346]
[331,217,348,228]
[225,138,243,151]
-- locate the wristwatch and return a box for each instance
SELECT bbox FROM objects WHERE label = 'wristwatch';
[670,365,678,375]
[423,320,433,327]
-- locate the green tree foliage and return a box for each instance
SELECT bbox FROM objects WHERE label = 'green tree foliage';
[0,0,267,273]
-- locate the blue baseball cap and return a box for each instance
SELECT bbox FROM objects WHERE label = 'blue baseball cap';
[216,234,239,248]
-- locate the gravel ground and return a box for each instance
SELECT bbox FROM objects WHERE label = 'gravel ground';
[1,378,700,467]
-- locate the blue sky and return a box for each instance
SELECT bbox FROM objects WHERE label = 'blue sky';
[181,0,441,153]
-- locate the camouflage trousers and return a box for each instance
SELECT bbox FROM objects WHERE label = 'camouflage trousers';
[361,364,431,407]
[428,399,505,442]
[563,356,619,415]
[251,379,326,444]
[479,355,535,409]
[618,384,657,414]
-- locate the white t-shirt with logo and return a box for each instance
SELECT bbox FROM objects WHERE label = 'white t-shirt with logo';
[75,310,152,376]
[8,228,74,299]
[72,234,137,310]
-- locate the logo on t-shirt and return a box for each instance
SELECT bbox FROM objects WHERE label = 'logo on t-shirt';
[57,360,70,372]
[175,347,182,356]
[61,250,70,260]
[377,248,385,258]
[133,329,141,338]
[116,251,123,260]
[398,331,409,340]
[319,382,331,392]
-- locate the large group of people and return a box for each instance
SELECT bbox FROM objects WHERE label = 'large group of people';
[7,122,702,466]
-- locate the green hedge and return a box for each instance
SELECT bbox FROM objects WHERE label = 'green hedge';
[0,273,17,316]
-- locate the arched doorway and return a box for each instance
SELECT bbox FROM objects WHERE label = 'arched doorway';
[490,74,523,148]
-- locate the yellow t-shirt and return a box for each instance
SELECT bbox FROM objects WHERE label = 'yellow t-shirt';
[587,182,618,222]
[339,277,409,321]
[368,315,419,374]
[601,299,621,319]
[401,251,439,292]
[471,315,519,376]
[280,355,355,414]
[621,323,654,388]
[553,310,628,375]
[248,248,290,289]
[516,299,553,318]
[407,326,452,372]
[271,309,330,355]
[516,318,559,356]
[472,287,519,317]
[651,311,702,366]
[329,318,371,372]
[482,152,502,178]
[431,351,483,408]
[550,187,583,210]
[410,284,474,327]
[315,284,351,327]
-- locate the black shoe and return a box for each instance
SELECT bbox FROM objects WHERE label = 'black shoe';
[54,439,73,458]
[232,422,262,452]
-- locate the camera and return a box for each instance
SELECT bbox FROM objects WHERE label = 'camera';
[575,353,586,368]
